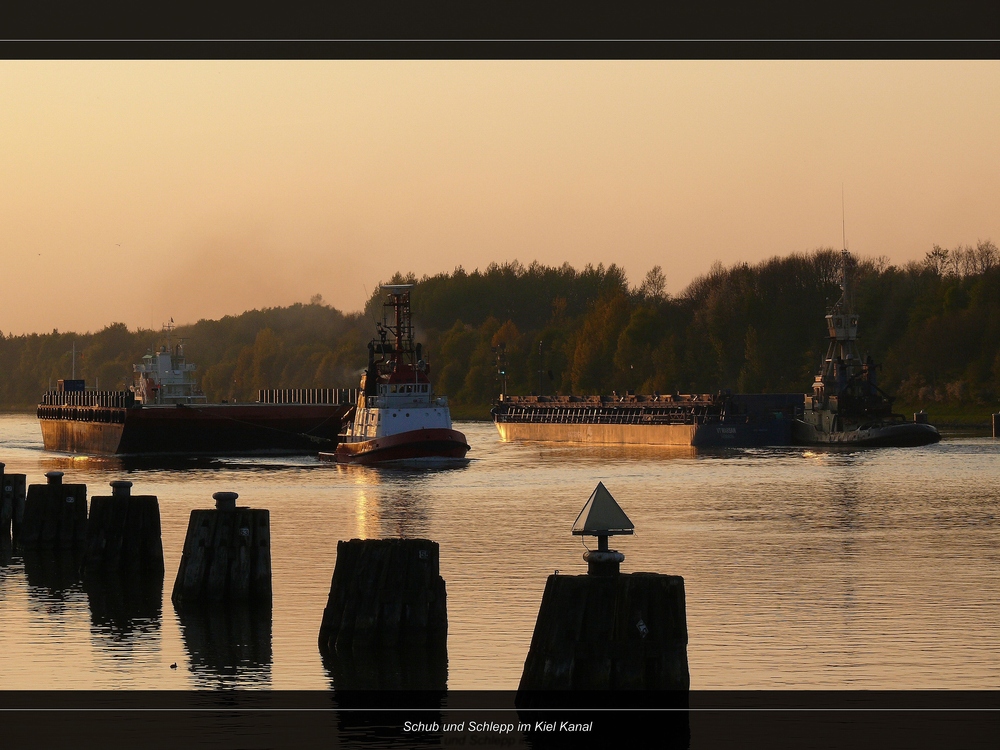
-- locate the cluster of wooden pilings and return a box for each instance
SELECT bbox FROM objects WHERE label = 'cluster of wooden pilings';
[4,466,690,700]
[1,466,166,587]
[1,466,276,677]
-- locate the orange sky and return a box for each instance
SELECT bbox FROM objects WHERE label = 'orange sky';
[1,60,998,335]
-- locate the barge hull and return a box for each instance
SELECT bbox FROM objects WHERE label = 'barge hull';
[39,403,353,456]
[496,422,697,445]
[496,420,792,447]
[40,418,125,454]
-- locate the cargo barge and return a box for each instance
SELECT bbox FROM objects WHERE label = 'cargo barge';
[37,336,357,456]
[492,391,802,448]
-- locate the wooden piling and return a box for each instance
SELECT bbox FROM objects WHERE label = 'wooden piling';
[10,474,26,542]
[1,463,9,544]
[0,463,10,564]
[84,480,164,576]
[19,471,87,551]
[518,572,689,692]
[318,538,448,653]
[171,492,271,606]
[318,537,448,691]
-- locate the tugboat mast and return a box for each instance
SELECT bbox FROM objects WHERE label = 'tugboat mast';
[815,249,863,400]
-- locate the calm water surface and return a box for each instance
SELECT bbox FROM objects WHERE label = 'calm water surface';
[0,412,997,690]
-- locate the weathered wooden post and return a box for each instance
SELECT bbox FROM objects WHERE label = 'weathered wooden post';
[993,413,999,438]
[5,471,27,544]
[517,482,689,695]
[83,480,165,632]
[19,471,87,551]
[1,462,10,562]
[84,480,164,575]
[319,538,448,690]
[171,492,271,606]
[1,463,8,544]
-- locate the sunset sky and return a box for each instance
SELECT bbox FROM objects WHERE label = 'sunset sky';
[2,60,998,335]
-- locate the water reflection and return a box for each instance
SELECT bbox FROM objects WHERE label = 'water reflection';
[322,644,448,692]
[177,603,273,688]
[85,571,162,647]
[23,549,84,599]
[345,467,454,539]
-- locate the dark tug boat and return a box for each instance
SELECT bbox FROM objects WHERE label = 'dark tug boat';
[37,328,357,456]
[792,248,941,447]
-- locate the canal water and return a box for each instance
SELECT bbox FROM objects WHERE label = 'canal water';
[0,412,997,690]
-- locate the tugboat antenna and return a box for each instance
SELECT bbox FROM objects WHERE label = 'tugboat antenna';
[842,184,846,252]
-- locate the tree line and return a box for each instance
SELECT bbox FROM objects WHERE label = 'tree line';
[2,242,999,417]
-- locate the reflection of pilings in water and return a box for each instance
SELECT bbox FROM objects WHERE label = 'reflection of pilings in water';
[177,603,272,687]
[23,548,84,595]
[321,642,448,692]
[85,570,163,640]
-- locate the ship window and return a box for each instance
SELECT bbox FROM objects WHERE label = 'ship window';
[390,385,397,393]
[406,385,412,393]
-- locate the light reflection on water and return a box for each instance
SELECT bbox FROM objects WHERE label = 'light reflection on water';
[1,412,998,690]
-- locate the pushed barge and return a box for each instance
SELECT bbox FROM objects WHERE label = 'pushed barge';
[322,284,469,465]
[492,391,802,448]
[38,337,357,456]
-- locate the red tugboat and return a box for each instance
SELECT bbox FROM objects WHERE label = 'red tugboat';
[321,284,470,465]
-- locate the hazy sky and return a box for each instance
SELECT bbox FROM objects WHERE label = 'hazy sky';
[2,60,998,335]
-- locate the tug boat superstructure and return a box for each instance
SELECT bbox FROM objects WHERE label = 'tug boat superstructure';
[791,249,941,447]
[324,284,470,465]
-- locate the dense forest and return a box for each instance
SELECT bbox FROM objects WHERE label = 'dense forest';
[2,241,999,420]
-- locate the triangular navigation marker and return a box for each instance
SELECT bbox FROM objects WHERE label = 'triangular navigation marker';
[572,481,634,537]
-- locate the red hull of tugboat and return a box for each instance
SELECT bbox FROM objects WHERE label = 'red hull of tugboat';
[325,428,470,465]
